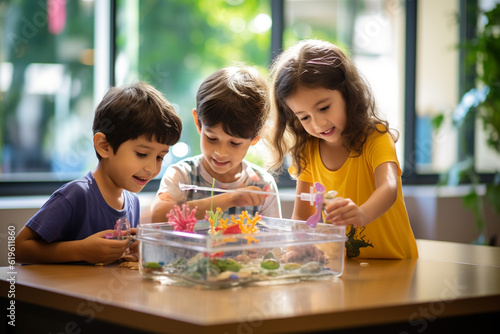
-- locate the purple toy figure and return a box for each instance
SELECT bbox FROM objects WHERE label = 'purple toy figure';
[105,217,131,240]
[306,182,325,228]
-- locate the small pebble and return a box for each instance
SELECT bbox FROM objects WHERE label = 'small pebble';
[283,263,301,271]
[360,262,369,267]
[261,259,280,270]
[299,262,322,273]
[217,271,238,280]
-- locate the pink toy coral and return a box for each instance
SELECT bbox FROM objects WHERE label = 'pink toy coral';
[167,204,197,232]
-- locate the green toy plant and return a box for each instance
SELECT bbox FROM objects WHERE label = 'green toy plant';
[434,4,500,245]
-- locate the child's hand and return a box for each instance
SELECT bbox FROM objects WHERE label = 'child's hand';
[324,198,368,227]
[127,227,139,255]
[80,230,131,264]
[230,186,267,207]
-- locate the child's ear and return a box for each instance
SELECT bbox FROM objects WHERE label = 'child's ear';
[192,108,202,134]
[93,132,112,158]
[251,136,260,146]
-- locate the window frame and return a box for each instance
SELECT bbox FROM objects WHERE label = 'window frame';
[0,0,494,196]
[401,0,495,185]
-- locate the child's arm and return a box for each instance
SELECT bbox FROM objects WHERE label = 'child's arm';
[150,192,181,222]
[150,186,268,221]
[291,180,316,221]
[324,161,399,227]
[15,226,131,264]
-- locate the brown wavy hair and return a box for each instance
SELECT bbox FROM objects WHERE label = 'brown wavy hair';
[265,39,398,176]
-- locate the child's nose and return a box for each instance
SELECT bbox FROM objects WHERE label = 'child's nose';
[214,144,229,157]
[144,158,158,175]
[312,115,327,130]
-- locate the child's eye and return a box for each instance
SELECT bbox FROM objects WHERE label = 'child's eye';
[300,115,310,121]
[231,142,242,147]
[157,155,164,161]
[206,135,217,142]
[319,105,330,112]
[136,152,147,158]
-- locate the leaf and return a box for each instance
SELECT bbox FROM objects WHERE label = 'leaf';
[462,191,479,209]
[431,114,444,131]
[486,173,500,215]
[446,4,500,239]
[445,159,473,186]
[462,191,485,230]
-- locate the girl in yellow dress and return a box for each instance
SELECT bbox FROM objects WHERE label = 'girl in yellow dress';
[266,39,418,259]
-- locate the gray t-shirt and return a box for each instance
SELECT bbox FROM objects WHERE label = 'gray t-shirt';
[157,155,281,218]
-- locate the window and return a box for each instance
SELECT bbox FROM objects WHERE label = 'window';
[408,0,500,182]
[282,0,405,174]
[473,0,500,173]
[114,0,272,192]
[1,0,498,196]
[414,0,460,175]
[1,0,96,194]
[0,0,273,195]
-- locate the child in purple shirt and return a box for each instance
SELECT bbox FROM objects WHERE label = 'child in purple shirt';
[16,82,182,264]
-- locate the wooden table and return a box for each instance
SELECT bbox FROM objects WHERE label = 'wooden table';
[1,239,499,333]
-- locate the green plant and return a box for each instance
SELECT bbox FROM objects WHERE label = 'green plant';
[434,4,500,245]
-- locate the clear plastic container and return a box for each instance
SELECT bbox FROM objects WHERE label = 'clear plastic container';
[137,217,347,289]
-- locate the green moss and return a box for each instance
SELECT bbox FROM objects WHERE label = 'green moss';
[261,259,280,270]
[143,262,162,269]
[214,258,242,272]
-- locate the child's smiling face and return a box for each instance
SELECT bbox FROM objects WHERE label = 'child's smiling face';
[286,86,347,145]
[107,135,170,193]
[198,123,255,183]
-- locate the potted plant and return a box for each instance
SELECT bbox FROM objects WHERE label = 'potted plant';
[433,3,500,245]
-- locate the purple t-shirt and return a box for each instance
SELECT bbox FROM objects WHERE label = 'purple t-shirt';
[26,172,139,242]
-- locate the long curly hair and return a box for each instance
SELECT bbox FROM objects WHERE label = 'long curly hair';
[265,39,398,176]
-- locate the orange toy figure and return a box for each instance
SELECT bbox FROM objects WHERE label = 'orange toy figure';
[206,207,228,235]
[206,208,262,245]
[228,211,262,245]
